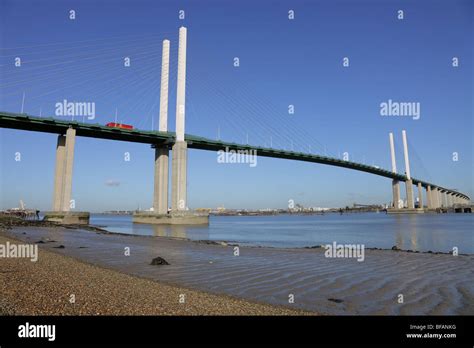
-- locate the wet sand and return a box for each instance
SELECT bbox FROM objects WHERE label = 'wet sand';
[0,233,308,315]
[1,226,473,315]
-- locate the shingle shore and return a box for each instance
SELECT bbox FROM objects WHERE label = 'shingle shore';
[0,235,311,315]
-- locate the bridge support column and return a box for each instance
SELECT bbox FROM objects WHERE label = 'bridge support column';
[405,180,414,209]
[392,180,400,209]
[52,135,66,211]
[45,127,89,224]
[52,128,76,212]
[426,185,433,209]
[171,141,187,211]
[441,191,447,207]
[62,127,76,212]
[154,147,169,214]
[417,182,423,208]
[432,188,439,208]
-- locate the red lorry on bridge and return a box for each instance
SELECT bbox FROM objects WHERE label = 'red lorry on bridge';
[105,122,134,130]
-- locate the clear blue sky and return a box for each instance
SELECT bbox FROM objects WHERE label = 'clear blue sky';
[0,0,472,212]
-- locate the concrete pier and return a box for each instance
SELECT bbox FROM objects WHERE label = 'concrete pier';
[456,195,461,204]
[133,211,209,225]
[440,190,446,208]
[417,182,423,208]
[154,148,169,214]
[62,127,76,211]
[171,141,187,211]
[46,127,89,224]
[52,135,66,211]
[52,129,76,212]
[405,180,414,209]
[387,180,423,214]
[431,187,439,208]
[426,185,433,209]
[392,180,401,208]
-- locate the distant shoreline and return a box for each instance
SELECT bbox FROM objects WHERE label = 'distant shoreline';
[94,208,386,216]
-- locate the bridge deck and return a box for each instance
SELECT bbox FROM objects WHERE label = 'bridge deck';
[0,111,469,200]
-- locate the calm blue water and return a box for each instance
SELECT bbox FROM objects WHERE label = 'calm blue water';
[89,213,474,253]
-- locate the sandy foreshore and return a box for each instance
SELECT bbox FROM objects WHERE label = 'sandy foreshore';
[1,224,473,315]
[0,234,308,315]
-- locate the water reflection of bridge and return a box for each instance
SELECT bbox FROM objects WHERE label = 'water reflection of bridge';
[133,224,210,240]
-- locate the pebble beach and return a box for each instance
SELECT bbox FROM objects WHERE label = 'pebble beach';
[1,216,473,315]
[0,233,308,315]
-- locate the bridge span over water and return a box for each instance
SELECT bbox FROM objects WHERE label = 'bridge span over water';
[0,111,470,205]
[0,27,470,224]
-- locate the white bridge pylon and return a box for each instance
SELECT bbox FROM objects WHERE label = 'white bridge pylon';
[153,39,170,214]
[154,27,188,213]
[388,130,459,211]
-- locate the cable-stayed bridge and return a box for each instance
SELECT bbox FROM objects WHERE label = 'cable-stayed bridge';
[0,27,470,224]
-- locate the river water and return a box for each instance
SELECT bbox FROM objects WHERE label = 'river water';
[90,213,474,254]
